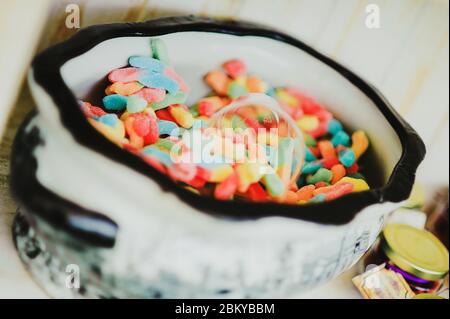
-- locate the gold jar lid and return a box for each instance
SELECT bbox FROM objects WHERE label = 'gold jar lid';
[413,293,445,299]
[381,224,449,281]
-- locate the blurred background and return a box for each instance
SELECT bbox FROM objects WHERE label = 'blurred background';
[0,0,448,298]
[1,0,448,191]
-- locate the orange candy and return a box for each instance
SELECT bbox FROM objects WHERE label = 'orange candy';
[331,164,346,184]
[296,185,315,201]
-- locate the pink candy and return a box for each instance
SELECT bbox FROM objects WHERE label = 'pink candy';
[164,68,189,93]
[135,87,166,103]
[108,67,141,83]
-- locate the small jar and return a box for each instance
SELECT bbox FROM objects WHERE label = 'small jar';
[363,223,449,294]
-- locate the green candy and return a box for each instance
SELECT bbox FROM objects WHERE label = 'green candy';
[151,91,188,110]
[306,168,332,184]
[227,81,248,99]
[262,174,285,197]
[304,134,317,147]
[151,38,170,65]
[189,104,200,117]
[155,138,175,152]
[126,96,147,113]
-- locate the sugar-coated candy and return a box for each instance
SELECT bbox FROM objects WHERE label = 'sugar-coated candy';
[135,87,166,103]
[331,164,346,184]
[335,177,369,192]
[81,39,373,206]
[246,183,267,202]
[298,115,319,132]
[103,94,128,111]
[204,70,230,96]
[108,67,140,83]
[351,130,369,159]
[331,130,350,147]
[106,82,143,96]
[309,194,326,203]
[126,96,148,113]
[223,59,246,79]
[97,114,118,127]
[302,161,323,174]
[304,147,317,162]
[151,38,170,66]
[152,91,188,110]
[142,145,173,167]
[306,168,332,184]
[164,67,189,93]
[339,149,356,167]
[168,104,193,129]
[327,119,343,135]
[318,140,336,160]
[214,172,239,200]
[236,163,264,193]
[88,117,126,146]
[262,174,285,197]
[297,185,315,201]
[227,81,248,99]
[158,120,181,137]
[129,56,164,73]
[139,72,179,94]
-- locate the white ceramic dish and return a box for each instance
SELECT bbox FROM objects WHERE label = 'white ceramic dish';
[11,16,425,298]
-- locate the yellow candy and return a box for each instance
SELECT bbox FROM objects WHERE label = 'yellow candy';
[246,75,267,93]
[236,163,264,193]
[88,118,126,146]
[209,165,234,183]
[257,131,279,146]
[336,177,369,192]
[297,115,319,131]
[275,89,298,107]
[169,106,193,129]
[351,130,369,159]
[234,75,247,87]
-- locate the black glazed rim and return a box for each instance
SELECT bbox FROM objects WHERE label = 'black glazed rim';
[15,16,425,234]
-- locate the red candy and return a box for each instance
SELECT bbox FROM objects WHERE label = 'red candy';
[156,109,176,122]
[246,183,268,202]
[143,116,159,145]
[222,59,246,78]
[215,172,239,200]
[322,156,340,169]
[347,162,359,174]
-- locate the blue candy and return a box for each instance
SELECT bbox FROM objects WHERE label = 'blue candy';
[305,147,317,162]
[142,146,173,166]
[139,72,179,94]
[129,56,164,73]
[158,120,182,136]
[331,130,350,147]
[103,94,128,111]
[301,161,323,174]
[327,119,343,135]
[310,194,326,203]
[339,149,356,167]
[97,114,118,127]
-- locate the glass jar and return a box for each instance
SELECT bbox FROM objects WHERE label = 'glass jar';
[363,223,449,294]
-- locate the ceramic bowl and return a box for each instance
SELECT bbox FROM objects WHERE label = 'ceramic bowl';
[11,16,425,298]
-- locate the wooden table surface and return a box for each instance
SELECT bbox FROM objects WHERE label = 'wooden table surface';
[0,84,48,298]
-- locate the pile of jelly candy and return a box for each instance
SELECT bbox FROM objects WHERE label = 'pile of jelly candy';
[81,39,370,205]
